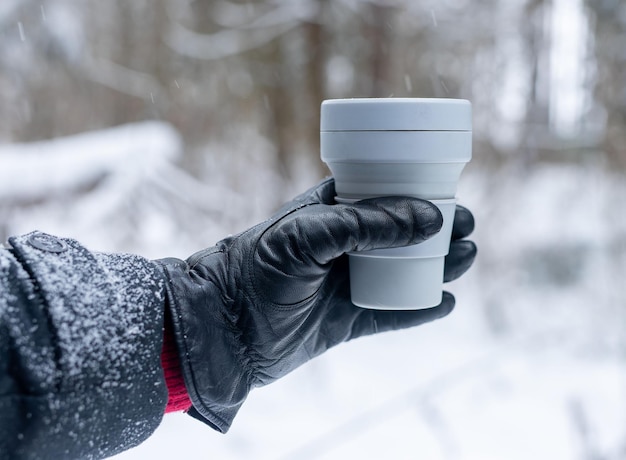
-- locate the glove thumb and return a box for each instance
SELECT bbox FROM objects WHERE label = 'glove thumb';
[259,197,443,269]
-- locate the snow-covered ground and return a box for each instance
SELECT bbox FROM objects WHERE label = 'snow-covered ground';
[1,123,625,459]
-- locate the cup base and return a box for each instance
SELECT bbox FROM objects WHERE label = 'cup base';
[348,255,445,310]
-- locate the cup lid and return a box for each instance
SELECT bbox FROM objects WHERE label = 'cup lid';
[321,98,472,132]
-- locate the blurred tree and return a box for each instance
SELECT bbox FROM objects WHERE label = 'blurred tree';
[520,0,552,168]
[585,0,626,169]
[303,0,327,175]
[365,2,393,97]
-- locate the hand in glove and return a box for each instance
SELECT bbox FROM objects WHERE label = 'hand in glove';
[159,178,476,432]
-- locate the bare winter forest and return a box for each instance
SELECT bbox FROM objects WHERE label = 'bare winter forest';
[2,1,626,459]
[3,0,625,174]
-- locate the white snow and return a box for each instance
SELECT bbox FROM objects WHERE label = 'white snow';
[0,121,180,201]
[2,122,625,459]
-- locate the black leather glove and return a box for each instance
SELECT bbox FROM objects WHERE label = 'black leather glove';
[159,178,476,432]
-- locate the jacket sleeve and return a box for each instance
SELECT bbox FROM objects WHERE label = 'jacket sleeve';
[0,231,168,460]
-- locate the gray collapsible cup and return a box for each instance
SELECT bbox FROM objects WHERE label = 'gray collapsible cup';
[320,98,472,309]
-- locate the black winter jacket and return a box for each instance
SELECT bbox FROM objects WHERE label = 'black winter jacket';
[0,232,168,460]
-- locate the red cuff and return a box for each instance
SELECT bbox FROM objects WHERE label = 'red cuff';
[161,316,192,413]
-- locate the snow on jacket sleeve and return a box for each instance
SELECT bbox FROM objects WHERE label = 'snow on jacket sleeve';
[0,232,168,460]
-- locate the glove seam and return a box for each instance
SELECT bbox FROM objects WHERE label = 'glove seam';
[237,290,265,388]
[211,263,257,392]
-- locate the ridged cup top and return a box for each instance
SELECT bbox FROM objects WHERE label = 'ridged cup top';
[321,98,472,132]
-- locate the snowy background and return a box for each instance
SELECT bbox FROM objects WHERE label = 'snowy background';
[2,0,626,459]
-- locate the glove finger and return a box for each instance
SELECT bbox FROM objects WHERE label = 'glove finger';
[444,240,477,282]
[272,197,443,266]
[348,292,455,340]
[451,205,475,241]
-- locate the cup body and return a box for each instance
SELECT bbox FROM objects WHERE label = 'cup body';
[320,98,472,310]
